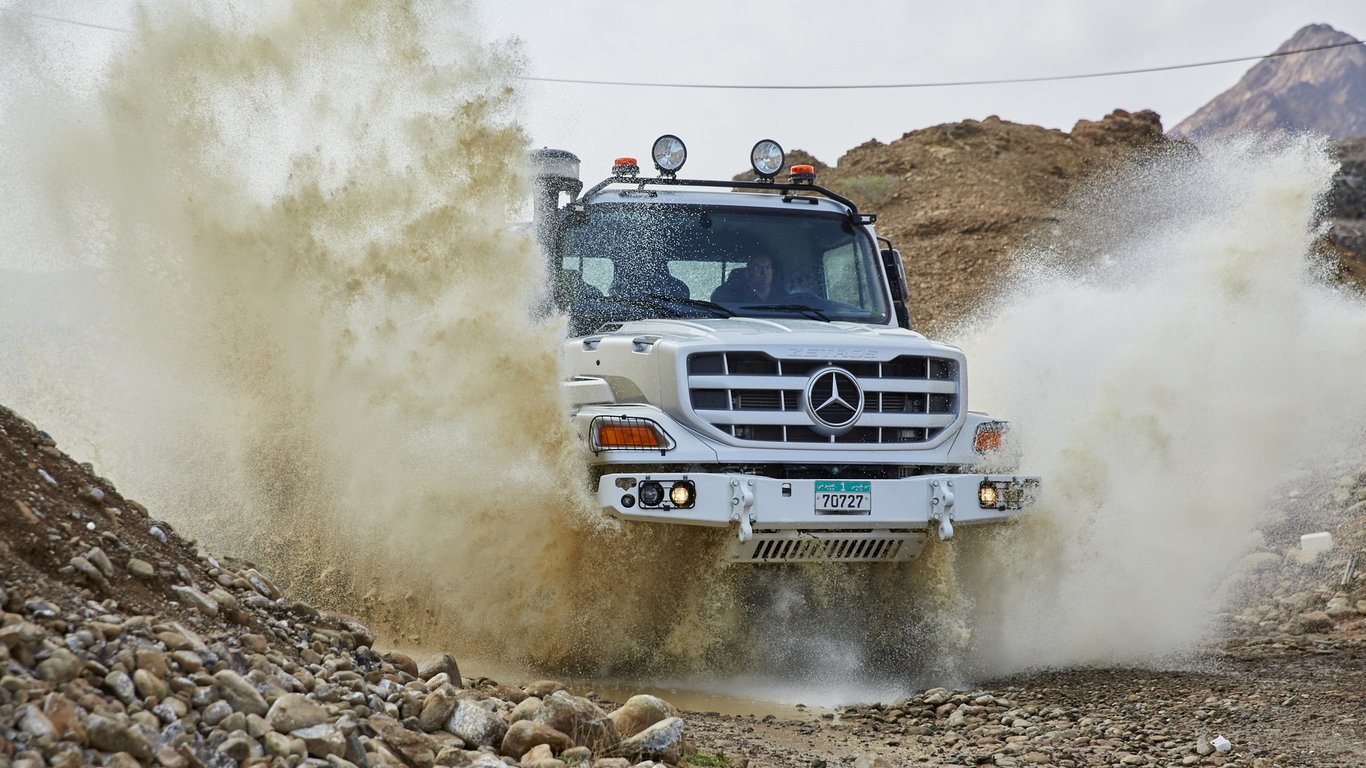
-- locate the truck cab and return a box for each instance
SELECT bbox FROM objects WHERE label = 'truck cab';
[533,137,1038,564]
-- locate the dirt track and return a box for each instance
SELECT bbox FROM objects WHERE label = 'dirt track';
[684,648,1366,767]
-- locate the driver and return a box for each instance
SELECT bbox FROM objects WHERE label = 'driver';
[711,252,786,304]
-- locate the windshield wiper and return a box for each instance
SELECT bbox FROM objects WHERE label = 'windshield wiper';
[592,293,735,318]
[739,303,833,322]
[640,294,737,318]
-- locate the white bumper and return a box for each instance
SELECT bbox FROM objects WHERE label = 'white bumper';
[597,471,1038,558]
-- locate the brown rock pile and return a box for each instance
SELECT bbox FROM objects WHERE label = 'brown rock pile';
[1216,462,1366,657]
[0,403,693,766]
[736,109,1182,334]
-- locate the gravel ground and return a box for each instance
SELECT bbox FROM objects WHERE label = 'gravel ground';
[683,648,1365,768]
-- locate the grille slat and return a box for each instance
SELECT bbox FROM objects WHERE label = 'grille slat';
[689,351,960,446]
[731,531,925,563]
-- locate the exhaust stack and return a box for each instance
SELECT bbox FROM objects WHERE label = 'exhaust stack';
[527,148,582,251]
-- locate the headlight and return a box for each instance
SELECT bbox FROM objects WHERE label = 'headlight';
[638,481,665,507]
[652,134,687,174]
[750,139,784,177]
[978,482,999,508]
[669,481,695,508]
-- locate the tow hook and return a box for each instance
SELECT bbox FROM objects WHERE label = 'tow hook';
[730,478,756,542]
[930,479,956,541]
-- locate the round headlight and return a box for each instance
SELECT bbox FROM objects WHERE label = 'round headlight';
[669,481,695,508]
[979,482,999,509]
[638,481,664,507]
[750,139,785,177]
[652,134,687,174]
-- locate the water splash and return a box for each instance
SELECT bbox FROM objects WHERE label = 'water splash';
[952,137,1366,674]
[0,0,742,672]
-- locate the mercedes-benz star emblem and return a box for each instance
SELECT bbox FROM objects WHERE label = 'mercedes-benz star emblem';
[803,367,864,436]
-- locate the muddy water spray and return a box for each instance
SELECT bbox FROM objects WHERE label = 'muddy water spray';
[0,0,745,672]
[953,138,1366,674]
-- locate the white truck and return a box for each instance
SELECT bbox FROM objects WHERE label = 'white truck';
[532,136,1038,564]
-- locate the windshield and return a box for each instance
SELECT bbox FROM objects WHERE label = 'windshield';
[553,202,890,334]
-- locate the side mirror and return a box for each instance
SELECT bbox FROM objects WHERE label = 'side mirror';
[880,248,907,302]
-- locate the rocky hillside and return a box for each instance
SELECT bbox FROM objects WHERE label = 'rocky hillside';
[1327,136,1366,285]
[740,109,1170,332]
[0,404,702,768]
[1172,24,1366,142]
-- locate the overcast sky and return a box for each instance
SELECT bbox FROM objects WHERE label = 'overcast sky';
[479,0,1366,180]
[4,1,1364,183]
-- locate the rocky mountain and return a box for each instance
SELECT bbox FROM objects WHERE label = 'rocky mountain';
[1172,23,1366,141]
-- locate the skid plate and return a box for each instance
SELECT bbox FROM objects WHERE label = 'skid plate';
[728,530,926,564]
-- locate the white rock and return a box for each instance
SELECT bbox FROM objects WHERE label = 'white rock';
[1300,531,1333,553]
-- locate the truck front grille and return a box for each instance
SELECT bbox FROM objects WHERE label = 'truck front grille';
[687,351,959,446]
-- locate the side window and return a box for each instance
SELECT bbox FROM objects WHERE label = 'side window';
[563,256,614,295]
[822,244,865,305]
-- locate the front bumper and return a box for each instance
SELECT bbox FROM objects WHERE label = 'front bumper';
[597,471,1039,551]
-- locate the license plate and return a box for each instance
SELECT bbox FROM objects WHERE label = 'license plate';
[815,481,872,514]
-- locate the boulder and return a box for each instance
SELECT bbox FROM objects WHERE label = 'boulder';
[214,669,269,716]
[535,691,618,752]
[525,680,568,698]
[171,585,219,617]
[267,693,330,733]
[1298,611,1335,633]
[86,715,155,761]
[509,696,542,724]
[293,722,347,759]
[608,694,677,739]
[560,746,591,764]
[132,668,169,702]
[613,716,685,764]
[522,744,554,763]
[368,714,437,768]
[383,650,419,677]
[501,719,574,757]
[18,705,57,747]
[35,648,82,684]
[445,699,508,748]
[418,684,461,732]
[419,652,462,684]
[126,558,156,580]
[1325,595,1356,620]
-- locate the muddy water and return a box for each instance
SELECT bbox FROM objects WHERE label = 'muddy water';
[951,137,1366,676]
[0,0,749,674]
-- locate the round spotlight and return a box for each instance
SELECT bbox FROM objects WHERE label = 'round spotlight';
[652,134,687,174]
[669,481,695,508]
[638,481,664,507]
[750,139,785,177]
[978,482,999,509]
[620,494,636,508]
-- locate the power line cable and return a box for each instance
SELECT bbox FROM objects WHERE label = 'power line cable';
[522,38,1366,90]
[4,6,1363,91]
[0,7,130,34]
